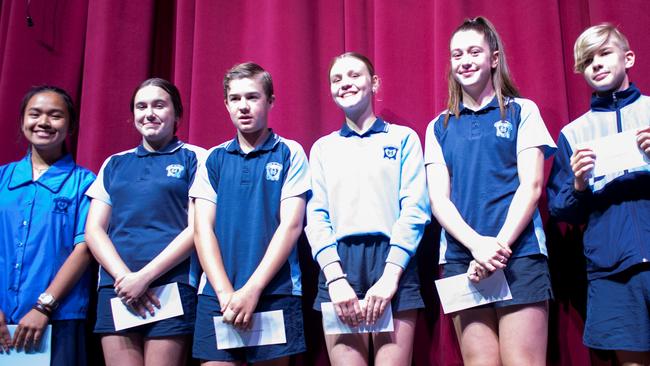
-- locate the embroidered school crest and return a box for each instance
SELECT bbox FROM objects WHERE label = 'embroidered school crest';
[494,120,513,139]
[265,162,283,181]
[383,146,398,160]
[53,197,72,214]
[166,164,185,178]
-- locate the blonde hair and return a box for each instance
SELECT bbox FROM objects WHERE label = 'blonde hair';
[574,23,630,73]
[444,16,519,128]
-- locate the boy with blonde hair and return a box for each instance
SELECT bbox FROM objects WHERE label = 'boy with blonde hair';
[548,23,650,365]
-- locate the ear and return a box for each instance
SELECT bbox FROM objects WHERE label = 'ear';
[223,98,229,108]
[268,95,276,107]
[372,75,380,94]
[624,50,635,69]
[491,50,499,69]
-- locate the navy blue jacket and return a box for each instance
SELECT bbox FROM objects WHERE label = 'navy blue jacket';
[547,84,650,280]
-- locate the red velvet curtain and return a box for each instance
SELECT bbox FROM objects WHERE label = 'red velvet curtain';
[2,1,649,365]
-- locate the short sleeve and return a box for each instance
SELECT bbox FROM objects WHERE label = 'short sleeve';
[74,171,96,245]
[424,116,446,165]
[85,157,113,205]
[189,147,218,203]
[515,98,557,158]
[281,139,311,200]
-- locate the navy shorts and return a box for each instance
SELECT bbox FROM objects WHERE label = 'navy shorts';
[442,254,553,308]
[193,294,306,363]
[94,282,196,337]
[314,235,424,312]
[584,264,650,351]
[51,319,87,366]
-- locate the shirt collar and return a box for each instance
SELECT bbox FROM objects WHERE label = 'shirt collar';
[135,137,183,157]
[9,152,76,192]
[459,96,500,115]
[590,83,641,112]
[225,129,280,155]
[339,117,388,137]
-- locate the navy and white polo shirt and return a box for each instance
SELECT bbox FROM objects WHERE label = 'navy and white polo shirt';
[305,118,431,270]
[425,97,556,264]
[86,137,205,288]
[189,130,310,297]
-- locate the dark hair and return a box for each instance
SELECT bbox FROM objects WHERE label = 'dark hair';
[328,51,376,77]
[444,16,520,127]
[19,85,77,132]
[130,78,183,121]
[223,62,274,100]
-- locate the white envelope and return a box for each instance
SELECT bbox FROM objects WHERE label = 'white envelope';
[435,269,512,314]
[321,301,394,335]
[213,310,286,350]
[583,129,650,177]
[111,282,184,331]
[0,325,51,366]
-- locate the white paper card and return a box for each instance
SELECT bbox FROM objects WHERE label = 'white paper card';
[583,129,650,177]
[213,310,286,350]
[111,282,184,331]
[0,325,51,366]
[321,301,394,335]
[435,269,512,314]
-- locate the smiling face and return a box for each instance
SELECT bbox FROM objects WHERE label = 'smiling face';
[582,40,635,94]
[224,76,274,136]
[22,91,70,154]
[450,29,498,97]
[329,56,378,115]
[133,85,177,149]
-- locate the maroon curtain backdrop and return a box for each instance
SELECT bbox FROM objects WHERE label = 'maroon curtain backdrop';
[2,1,649,365]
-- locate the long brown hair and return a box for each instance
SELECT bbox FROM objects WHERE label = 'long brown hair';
[444,16,519,127]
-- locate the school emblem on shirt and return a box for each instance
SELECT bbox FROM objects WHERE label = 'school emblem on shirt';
[494,120,513,139]
[383,146,398,160]
[265,162,283,181]
[53,197,72,214]
[166,164,185,179]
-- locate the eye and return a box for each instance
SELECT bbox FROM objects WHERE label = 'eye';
[351,73,361,78]
[154,102,166,109]
[135,103,147,110]
[451,51,462,59]
[28,112,40,118]
[50,113,64,120]
[470,49,480,56]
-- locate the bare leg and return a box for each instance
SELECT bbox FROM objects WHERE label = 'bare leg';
[452,307,501,366]
[324,332,370,366]
[496,301,548,366]
[144,335,190,366]
[101,333,144,366]
[372,309,417,366]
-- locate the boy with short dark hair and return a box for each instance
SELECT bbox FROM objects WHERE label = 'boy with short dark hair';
[191,62,310,365]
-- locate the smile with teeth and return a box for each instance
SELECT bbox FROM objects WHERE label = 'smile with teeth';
[340,90,357,98]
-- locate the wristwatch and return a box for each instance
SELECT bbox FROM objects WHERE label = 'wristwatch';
[38,292,59,309]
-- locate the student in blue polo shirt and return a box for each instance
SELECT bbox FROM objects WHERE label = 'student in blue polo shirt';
[548,24,650,363]
[425,17,555,366]
[305,52,431,366]
[85,78,204,366]
[191,62,309,365]
[0,86,95,365]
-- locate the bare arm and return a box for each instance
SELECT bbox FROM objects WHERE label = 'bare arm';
[496,147,545,247]
[225,194,306,329]
[426,163,510,273]
[13,242,93,350]
[84,199,131,278]
[194,198,234,308]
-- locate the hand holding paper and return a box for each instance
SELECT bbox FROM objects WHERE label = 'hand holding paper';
[321,301,394,335]
[214,310,286,350]
[110,282,184,331]
[0,325,51,366]
[435,269,512,314]
[580,129,650,178]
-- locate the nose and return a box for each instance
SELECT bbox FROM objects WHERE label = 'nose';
[460,53,472,67]
[145,106,156,119]
[238,98,250,112]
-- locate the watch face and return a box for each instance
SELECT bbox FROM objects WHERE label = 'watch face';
[39,293,55,305]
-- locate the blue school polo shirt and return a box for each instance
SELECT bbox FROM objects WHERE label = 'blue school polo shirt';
[305,118,431,270]
[189,131,310,297]
[86,137,205,288]
[425,97,556,264]
[0,152,95,323]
